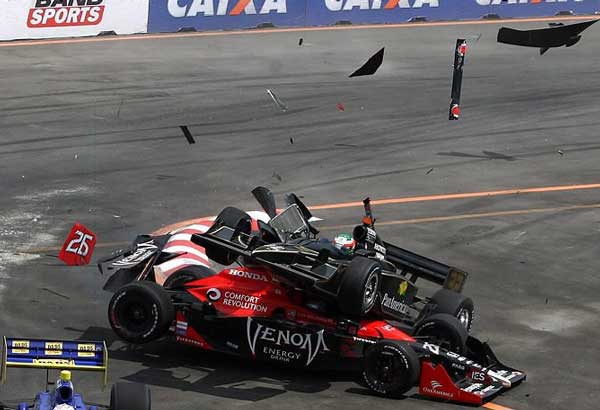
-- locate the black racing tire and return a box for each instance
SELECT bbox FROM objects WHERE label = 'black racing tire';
[108,281,174,344]
[428,289,475,332]
[362,341,420,398]
[206,207,252,265]
[163,266,216,289]
[110,382,151,410]
[338,257,382,317]
[414,313,468,355]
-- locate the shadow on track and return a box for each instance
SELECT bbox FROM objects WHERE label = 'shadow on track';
[74,326,360,402]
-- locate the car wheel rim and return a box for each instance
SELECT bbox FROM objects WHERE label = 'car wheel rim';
[118,298,152,333]
[374,354,395,383]
[363,270,380,310]
[457,308,471,329]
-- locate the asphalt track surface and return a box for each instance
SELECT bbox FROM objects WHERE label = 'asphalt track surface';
[1,18,600,410]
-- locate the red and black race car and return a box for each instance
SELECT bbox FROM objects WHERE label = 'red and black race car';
[99,188,525,404]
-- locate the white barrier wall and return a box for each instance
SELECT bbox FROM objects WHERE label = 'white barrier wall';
[0,0,149,41]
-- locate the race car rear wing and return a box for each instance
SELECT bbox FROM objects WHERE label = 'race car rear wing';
[1,337,108,386]
[384,242,468,292]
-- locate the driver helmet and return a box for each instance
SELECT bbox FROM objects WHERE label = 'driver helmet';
[55,370,74,405]
[333,233,356,255]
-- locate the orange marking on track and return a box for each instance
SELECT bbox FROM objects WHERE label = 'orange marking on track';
[318,203,600,231]
[21,241,128,255]
[151,182,600,234]
[0,15,598,48]
[483,402,515,410]
[309,183,600,211]
[153,218,214,236]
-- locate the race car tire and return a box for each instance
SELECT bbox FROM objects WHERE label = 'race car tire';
[108,281,174,344]
[163,265,216,289]
[414,313,468,355]
[428,289,475,332]
[362,341,420,398]
[338,256,381,317]
[206,206,252,266]
[110,382,151,410]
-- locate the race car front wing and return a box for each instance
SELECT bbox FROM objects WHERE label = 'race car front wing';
[415,336,525,405]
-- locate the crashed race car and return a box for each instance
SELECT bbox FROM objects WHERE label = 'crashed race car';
[99,188,525,403]
[0,337,150,410]
[100,187,475,331]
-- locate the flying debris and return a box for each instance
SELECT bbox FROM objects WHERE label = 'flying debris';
[497,19,598,55]
[58,223,97,266]
[449,39,467,121]
[266,89,288,112]
[336,102,346,112]
[349,47,385,78]
[299,38,304,46]
[180,126,196,144]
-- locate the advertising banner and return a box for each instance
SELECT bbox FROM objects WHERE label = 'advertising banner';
[0,0,149,41]
[147,0,307,33]
[483,0,598,19]
[305,0,487,26]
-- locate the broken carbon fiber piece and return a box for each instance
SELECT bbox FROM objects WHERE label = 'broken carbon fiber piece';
[266,89,288,112]
[449,39,467,121]
[497,19,597,55]
[349,47,385,77]
[180,126,196,144]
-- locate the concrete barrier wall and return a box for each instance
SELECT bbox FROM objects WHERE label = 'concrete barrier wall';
[0,0,598,42]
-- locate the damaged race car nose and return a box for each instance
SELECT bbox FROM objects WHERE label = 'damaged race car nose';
[415,336,525,404]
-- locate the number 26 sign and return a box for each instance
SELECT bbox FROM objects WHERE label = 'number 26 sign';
[59,223,97,266]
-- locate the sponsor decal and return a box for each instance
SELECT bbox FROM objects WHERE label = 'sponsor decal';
[262,346,302,362]
[246,318,329,366]
[77,343,96,357]
[176,320,188,336]
[480,385,497,394]
[451,362,466,371]
[293,309,337,327]
[45,342,63,356]
[228,269,268,282]
[469,371,486,382]
[381,293,409,315]
[458,41,468,57]
[463,383,483,393]
[475,0,581,4]
[28,0,106,29]
[206,288,222,302]
[167,0,288,18]
[226,341,239,350]
[11,340,30,354]
[422,380,454,399]
[324,0,439,11]
[33,358,76,366]
[175,336,205,347]
[222,291,268,312]
[353,336,376,344]
[424,342,484,368]
[113,241,157,267]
